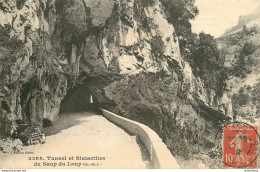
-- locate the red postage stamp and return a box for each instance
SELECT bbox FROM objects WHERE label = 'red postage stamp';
[223,124,258,168]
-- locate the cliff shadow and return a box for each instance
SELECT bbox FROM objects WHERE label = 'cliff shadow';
[44,82,101,136]
[59,83,99,113]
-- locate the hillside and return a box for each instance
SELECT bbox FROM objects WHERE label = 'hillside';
[218,8,260,124]
[224,4,260,35]
[0,0,234,168]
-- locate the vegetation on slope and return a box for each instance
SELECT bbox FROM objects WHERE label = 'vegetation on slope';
[160,0,228,95]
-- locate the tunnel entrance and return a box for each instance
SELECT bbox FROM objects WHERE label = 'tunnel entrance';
[59,84,98,113]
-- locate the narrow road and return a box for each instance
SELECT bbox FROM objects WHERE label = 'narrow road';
[0,112,150,169]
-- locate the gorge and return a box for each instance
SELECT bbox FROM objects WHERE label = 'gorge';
[2,0,259,168]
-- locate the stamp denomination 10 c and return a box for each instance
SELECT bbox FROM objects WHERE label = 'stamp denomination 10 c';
[223,123,258,168]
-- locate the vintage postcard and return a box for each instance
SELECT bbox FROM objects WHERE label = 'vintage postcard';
[0,0,260,169]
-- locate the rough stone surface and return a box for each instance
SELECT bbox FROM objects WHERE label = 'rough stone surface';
[218,7,260,125]
[0,138,23,153]
[0,0,233,161]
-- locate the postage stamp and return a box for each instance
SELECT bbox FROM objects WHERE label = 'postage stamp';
[223,122,259,168]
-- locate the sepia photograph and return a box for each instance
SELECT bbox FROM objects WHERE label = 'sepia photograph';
[0,0,260,170]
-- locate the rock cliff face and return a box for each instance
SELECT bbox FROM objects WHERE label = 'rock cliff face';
[218,7,260,125]
[0,0,232,161]
[224,5,260,36]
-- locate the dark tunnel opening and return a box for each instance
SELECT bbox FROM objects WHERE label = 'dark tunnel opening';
[59,84,99,113]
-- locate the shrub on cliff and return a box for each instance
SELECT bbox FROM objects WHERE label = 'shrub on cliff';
[160,0,199,56]
[140,0,156,7]
[151,36,165,56]
[231,42,255,78]
[242,42,256,56]
[193,33,221,74]
[192,33,227,94]
[232,87,250,107]
[161,0,228,94]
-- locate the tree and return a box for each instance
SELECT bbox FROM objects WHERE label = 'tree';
[192,33,227,93]
[161,0,228,94]
[160,0,198,26]
[194,33,221,73]
[160,0,199,56]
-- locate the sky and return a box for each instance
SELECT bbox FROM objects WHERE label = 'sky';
[191,0,260,37]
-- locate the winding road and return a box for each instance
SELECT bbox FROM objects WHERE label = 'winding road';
[0,112,150,169]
